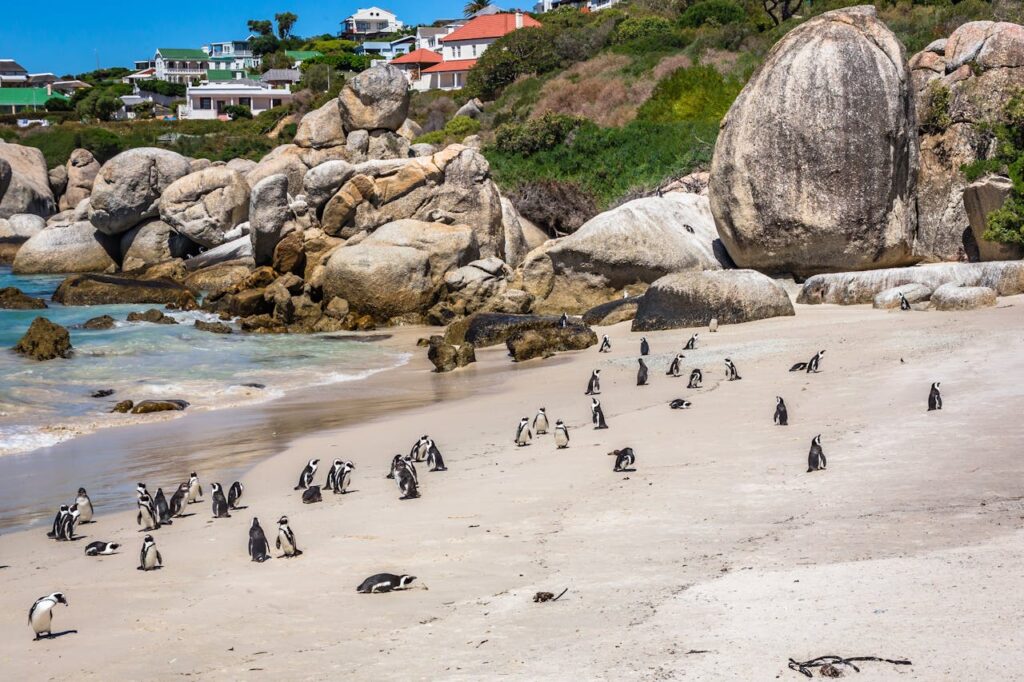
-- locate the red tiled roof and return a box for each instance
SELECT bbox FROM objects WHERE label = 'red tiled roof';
[441,13,541,42]
[422,59,478,74]
[391,48,443,65]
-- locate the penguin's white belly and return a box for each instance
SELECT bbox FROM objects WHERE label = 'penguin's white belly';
[30,605,53,634]
[279,532,295,555]
[77,500,93,522]
[555,432,569,447]
[143,549,158,569]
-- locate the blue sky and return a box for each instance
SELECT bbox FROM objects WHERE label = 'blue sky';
[1,1,512,76]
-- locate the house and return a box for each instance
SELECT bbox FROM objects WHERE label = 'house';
[285,50,323,67]
[342,7,404,38]
[422,12,541,91]
[153,48,211,84]
[354,35,416,61]
[123,68,157,84]
[180,80,292,119]
[415,26,459,51]
[534,0,620,11]
[0,87,68,114]
[50,80,91,95]
[203,40,261,72]
[390,48,443,92]
[0,59,29,87]
[261,69,302,88]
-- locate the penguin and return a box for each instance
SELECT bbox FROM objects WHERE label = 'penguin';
[136,493,160,531]
[533,407,550,435]
[558,312,568,328]
[401,455,419,485]
[688,368,703,389]
[386,454,403,479]
[75,488,93,524]
[637,358,649,386]
[666,354,683,377]
[186,473,202,504]
[684,333,699,350]
[136,482,148,499]
[807,435,826,472]
[325,459,343,491]
[709,318,718,333]
[357,573,416,593]
[84,541,119,556]
[426,440,446,472]
[788,361,808,372]
[57,505,80,541]
[47,505,69,539]
[591,398,608,430]
[609,447,636,472]
[248,517,271,562]
[724,358,741,381]
[228,481,244,509]
[210,483,231,518]
[928,382,942,411]
[899,291,911,311]
[395,465,420,499]
[276,516,301,558]
[806,350,826,373]
[301,485,323,504]
[138,535,162,571]
[554,419,570,449]
[640,337,650,356]
[168,482,188,518]
[294,458,319,490]
[153,488,173,525]
[28,592,67,640]
[585,369,601,395]
[599,335,611,353]
[410,435,430,462]
[515,417,532,446]
[331,460,355,491]
[669,399,692,410]
[774,396,788,426]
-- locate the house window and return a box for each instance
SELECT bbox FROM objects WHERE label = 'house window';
[239,97,251,107]
[272,99,282,108]
[472,45,477,57]
[199,97,212,110]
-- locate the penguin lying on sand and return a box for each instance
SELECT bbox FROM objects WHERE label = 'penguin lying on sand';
[357,573,416,593]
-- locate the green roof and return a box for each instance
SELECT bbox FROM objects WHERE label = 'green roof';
[285,50,323,61]
[205,70,238,81]
[0,88,68,107]
[157,48,208,60]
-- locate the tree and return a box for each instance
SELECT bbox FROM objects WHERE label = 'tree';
[275,12,298,39]
[44,97,72,112]
[464,0,492,17]
[250,34,281,57]
[761,0,803,26]
[75,90,123,121]
[247,19,273,36]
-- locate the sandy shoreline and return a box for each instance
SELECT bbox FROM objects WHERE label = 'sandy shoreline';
[1,299,1023,679]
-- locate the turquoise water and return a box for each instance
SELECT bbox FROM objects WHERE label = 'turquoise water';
[0,267,407,455]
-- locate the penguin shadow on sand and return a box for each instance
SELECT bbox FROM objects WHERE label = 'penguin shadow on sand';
[35,629,79,640]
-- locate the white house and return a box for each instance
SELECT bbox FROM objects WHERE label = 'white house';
[355,35,416,60]
[422,12,541,91]
[342,7,404,38]
[154,48,211,84]
[180,80,292,119]
[203,40,261,73]
[390,48,443,92]
[534,0,621,11]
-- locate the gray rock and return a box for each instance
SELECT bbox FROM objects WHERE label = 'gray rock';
[0,141,56,218]
[120,219,197,271]
[0,213,45,239]
[709,6,918,277]
[581,297,642,326]
[962,175,1021,261]
[931,282,997,310]
[13,221,119,274]
[398,118,423,141]
[249,174,293,266]
[444,312,587,348]
[346,130,370,161]
[294,97,346,149]
[872,283,933,309]
[500,197,529,269]
[60,149,100,211]
[302,160,356,215]
[454,98,483,119]
[89,148,191,235]
[226,158,257,175]
[367,130,410,160]
[338,64,410,133]
[159,166,250,248]
[183,236,254,271]
[410,143,436,157]
[49,165,67,200]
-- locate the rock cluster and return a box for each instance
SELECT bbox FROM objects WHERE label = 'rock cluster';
[13,317,72,361]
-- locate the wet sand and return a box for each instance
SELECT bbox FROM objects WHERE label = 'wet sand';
[1,299,1023,680]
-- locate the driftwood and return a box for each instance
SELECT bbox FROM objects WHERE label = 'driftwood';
[788,655,912,678]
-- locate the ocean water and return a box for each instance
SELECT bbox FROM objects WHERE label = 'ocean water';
[0,266,408,456]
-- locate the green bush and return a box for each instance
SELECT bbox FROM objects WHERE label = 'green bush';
[414,130,446,145]
[45,97,73,112]
[981,91,1024,246]
[140,80,187,98]
[494,113,585,155]
[466,27,561,100]
[613,16,676,44]
[223,104,253,120]
[680,0,747,28]
[637,65,742,124]
[919,82,952,134]
[444,115,481,138]
[301,53,377,73]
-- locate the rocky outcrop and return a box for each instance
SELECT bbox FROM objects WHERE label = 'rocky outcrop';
[59,149,100,211]
[294,97,346,150]
[184,262,253,295]
[182,236,254,270]
[444,312,591,349]
[931,283,998,310]
[582,297,642,326]
[49,166,67,200]
[0,286,47,309]
[126,308,178,324]
[226,158,257,175]
[709,6,918,277]
[89,148,191,235]
[500,197,529,268]
[0,141,56,218]
[338,64,410,132]
[13,317,72,360]
[506,325,599,361]
[872,283,933,309]
[249,174,294,266]
[120,219,196,271]
[522,193,728,314]
[13,222,119,274]
[195,319,232,334]
[427,336,476,372]
[322,219,478,321]
[158,166,249,248]
[910,21,1024,261]
[83,315,115,329]
[0,213,45,239]
[632,270,795,331]
[52,274,196,308]
[798,261,1024,304]
[962,175,1022,261]
[430,257,532,323]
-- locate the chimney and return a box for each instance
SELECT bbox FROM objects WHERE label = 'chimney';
[46,83,52,97]
[515,12,524,28]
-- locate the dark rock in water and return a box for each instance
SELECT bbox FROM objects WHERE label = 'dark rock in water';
[427,336,476,372]
[445,312,592,348]
[456,341,476,367]
[239,382,265,389]
[194,319,232,334]
[13,317,72,360]
[228,288,272,318]
[0,286,46,310]
[581,296,642,326]
[83,314,116,330]
[91,389,115,398]
[239,314,288,334]
[505,326,598,362]
[111,400,134,413]
[131,399,189,414]
[52,274,196,309]
[126,309,178,324]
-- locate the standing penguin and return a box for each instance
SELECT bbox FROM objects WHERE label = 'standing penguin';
[709,318,719,333]
[154,488,174,526]
[591,398,609,430]
[899,292,911,311]
[75,488,93,524]
[57,505,80,541]
[515,417,533,446]
[688,368,703,389]
[774,397,788,426]
[533,407,550,435]
[210,483,231,518]
[724,358,741,381]
[585,369,601,395]
[294,458,319,490]
[325,459,343,491]
[640,337,650,356]
[666,354,684,377]
[186,473,202,505]
[684,333,699,350]
[807,435,826,472]
[138,535,162,571]
[410,436,430,462]
[47,505,69,539]
[168,482,188,518]
[609,447,636,472]
[598,335,611,353]
[28,592,68,640]
[333,460,356,490]
[559,312,569,328]
[276,516,301,558]
[386,454,403,480]
[426,441,446,472]
[136,493,159,531]
[248,518,271,562]
[637,359,649,386]
[806,350,826,373]
[928,382,942,411]
[395,463,420,499]
[136,482,148,499]
[554,420,570,449]
[228,481,244,509]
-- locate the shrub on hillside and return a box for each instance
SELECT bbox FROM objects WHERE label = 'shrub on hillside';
[494,113,586,155]
[982,91,1024,246]
[613,16,676,44]
[508,179,599,237]
[636,65,742,124]
[680,0,747,28]
[223,104,253,120]
[142,80,187,98]
[466,27,561,100]
[44,97,72,112]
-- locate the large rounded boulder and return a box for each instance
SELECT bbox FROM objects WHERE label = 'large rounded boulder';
[338,64,410,132]
[60,148,101,211]
[89,148,191,235]
[120,219,198,271]
[13,221,119,274]
[0,141,56,218]
[159,166,250,248]
[709,5,918,277]
[294,97,346,150]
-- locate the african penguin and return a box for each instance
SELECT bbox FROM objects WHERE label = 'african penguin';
[57,505,79,541]
[47,505,69,539]
[559,312,568,328]
[709,318,718,333]
[426,440,446,472]
[386,454,403,479]
[684,333,699,350]
[928,382,942,411]
[301,485,323,504]
[669,399,692,410]
[533,407,550,435]
[724,358,741,381]
[248,518,271,562]
[899,292,911,311]
[554,420,570,449]
[138,535,162,571]
[401,455,419,485]
[210,483,231,518]
[637,358,649,386]
[410,435,430,462]
[294,458,319,490]
[186,473,202,504]
[154,488,173,525]
[332,460,355,491]
[276,516,301,558]
[806,350,826,373]
[585,369,601,395]
[610,447,636,472]
[84,541,120,556]
[357,573,416,593]
[28,592,67,640]
[136,482,148,499]
[774,396,788,426]
[640,337,650,356]
[666,354,683,377]
[228,481,244,509]
[591,398,608,430]
[325,459,343,491]
[168,482,188,518]
[807,435,826,472]
[515,417,533,446]
[75,488,93,524]
[789,361,808,372]
[599,335,611,353]
[136,493,160,531]
[688,368,703,389]
[395,465,420,499]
